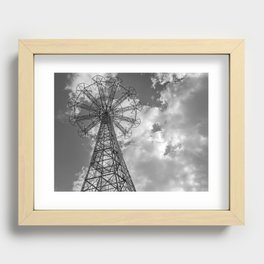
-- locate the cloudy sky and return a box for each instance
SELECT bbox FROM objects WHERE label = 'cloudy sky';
[55,72,208,191]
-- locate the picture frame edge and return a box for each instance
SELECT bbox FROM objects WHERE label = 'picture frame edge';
[18,39,244,226]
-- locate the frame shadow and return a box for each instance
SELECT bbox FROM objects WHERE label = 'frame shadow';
[8,55,228,236]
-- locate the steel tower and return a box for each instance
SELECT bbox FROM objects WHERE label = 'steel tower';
[68,75,142,191]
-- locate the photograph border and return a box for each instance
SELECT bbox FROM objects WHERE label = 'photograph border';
[18,39,244,226]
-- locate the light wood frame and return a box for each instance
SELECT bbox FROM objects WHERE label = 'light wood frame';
[18,39,244,226]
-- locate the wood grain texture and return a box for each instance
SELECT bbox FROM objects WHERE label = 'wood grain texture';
[20,210,241,226]
[20,39,243,54]
[18,41,34,224]
[229,41,245,224]
[18,39,244,226]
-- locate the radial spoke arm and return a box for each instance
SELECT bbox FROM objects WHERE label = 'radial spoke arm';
[97,83,107,108]
[114,115,136,124]
[83,118,100,133]
[114,121,128,135]
[107,84,117,108]
[77,102,98,113]
[111,92,130,109]
[74,114,97,122]
[83,88,100,108]
[115,105,136,114]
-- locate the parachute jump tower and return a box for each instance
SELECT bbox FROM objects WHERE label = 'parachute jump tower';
[68,75,142,192]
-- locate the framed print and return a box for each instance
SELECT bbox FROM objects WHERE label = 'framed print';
[18,39,244,225]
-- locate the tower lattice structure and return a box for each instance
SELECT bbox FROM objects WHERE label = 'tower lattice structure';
[68,75,142,191]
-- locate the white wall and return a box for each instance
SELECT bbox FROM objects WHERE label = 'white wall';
[0,0,261,263]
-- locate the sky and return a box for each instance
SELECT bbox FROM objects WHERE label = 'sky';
[55,72,208,191]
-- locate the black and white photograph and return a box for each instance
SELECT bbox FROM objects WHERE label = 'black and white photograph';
[55,73,208,192]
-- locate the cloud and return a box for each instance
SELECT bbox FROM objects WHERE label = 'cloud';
[56,109,69,124]
[151,122,162,133]
[65,73,118,97]
[151,73,186,89]
[122,73,208,191]
[72,166,88,191]
[164,143,183,156]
